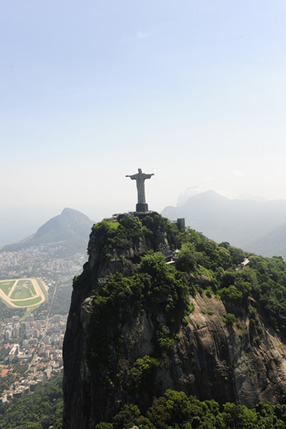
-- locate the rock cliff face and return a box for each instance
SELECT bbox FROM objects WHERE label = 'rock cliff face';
[63,212,286,428]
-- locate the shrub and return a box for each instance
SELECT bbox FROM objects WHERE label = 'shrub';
[253,336,261,346]
[189,302,195,313]
[220,285,243,306]
[182,316,189,325]
[127,355,160,393]
[113,404,141,429]
[221,313,238,327]
[257,326,264,335]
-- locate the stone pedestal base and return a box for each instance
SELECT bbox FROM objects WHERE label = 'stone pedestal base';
[136,203,148,213]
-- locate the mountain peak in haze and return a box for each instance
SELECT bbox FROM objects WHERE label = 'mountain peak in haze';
[176,189,227,207]
[161,190,286,252]
[33,208,92,240]
[186,190,228,202]
[61,207,91,221]
[0,208,94,256]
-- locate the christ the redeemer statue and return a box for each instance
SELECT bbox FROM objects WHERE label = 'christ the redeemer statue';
[126,168,154,212]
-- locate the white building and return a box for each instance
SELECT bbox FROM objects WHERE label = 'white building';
[8,344,19,363]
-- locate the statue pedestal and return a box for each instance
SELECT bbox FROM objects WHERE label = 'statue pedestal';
[136,203,148,213]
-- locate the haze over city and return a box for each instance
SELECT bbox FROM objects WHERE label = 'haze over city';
[1,0,286,246]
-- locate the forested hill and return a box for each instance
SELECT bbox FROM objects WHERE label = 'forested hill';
[0,208,93,256]
[63,211,286,428]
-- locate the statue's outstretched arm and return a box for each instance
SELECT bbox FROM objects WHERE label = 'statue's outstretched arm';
[126,174,137,180]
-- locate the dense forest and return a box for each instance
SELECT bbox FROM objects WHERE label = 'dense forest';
[95,389,286,429]
[0,374,62,428]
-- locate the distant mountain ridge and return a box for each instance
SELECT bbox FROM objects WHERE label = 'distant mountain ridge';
[0,208,94,256]
[246,222,286,258]
[162,190,286,257]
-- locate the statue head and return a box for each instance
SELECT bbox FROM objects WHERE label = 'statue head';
[138,168,142,174]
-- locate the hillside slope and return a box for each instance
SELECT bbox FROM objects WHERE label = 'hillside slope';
[63,212,286,428]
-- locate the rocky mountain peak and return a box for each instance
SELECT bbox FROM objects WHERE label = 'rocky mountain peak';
[63,212,286,428]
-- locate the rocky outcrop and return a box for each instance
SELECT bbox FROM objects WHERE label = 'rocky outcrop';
[63,213,286,428]
[179,294,286,407]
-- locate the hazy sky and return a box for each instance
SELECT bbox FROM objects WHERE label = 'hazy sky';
[1,1,286,245]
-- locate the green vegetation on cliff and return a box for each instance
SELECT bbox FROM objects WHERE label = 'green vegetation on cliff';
[176,229,286,337]
[66,212,286,427]
[89,213,180,265]
[96,388,286,429]
[89,250,192,369]
[88,214,286,340]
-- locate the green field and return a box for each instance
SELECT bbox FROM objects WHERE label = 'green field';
[24,284,36,298]
[11,296,42,307]
[10,289,26,299]
[0,280,15,296]
[0,278,46,308]
[10,280,36,299]
[10,300,28,307]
